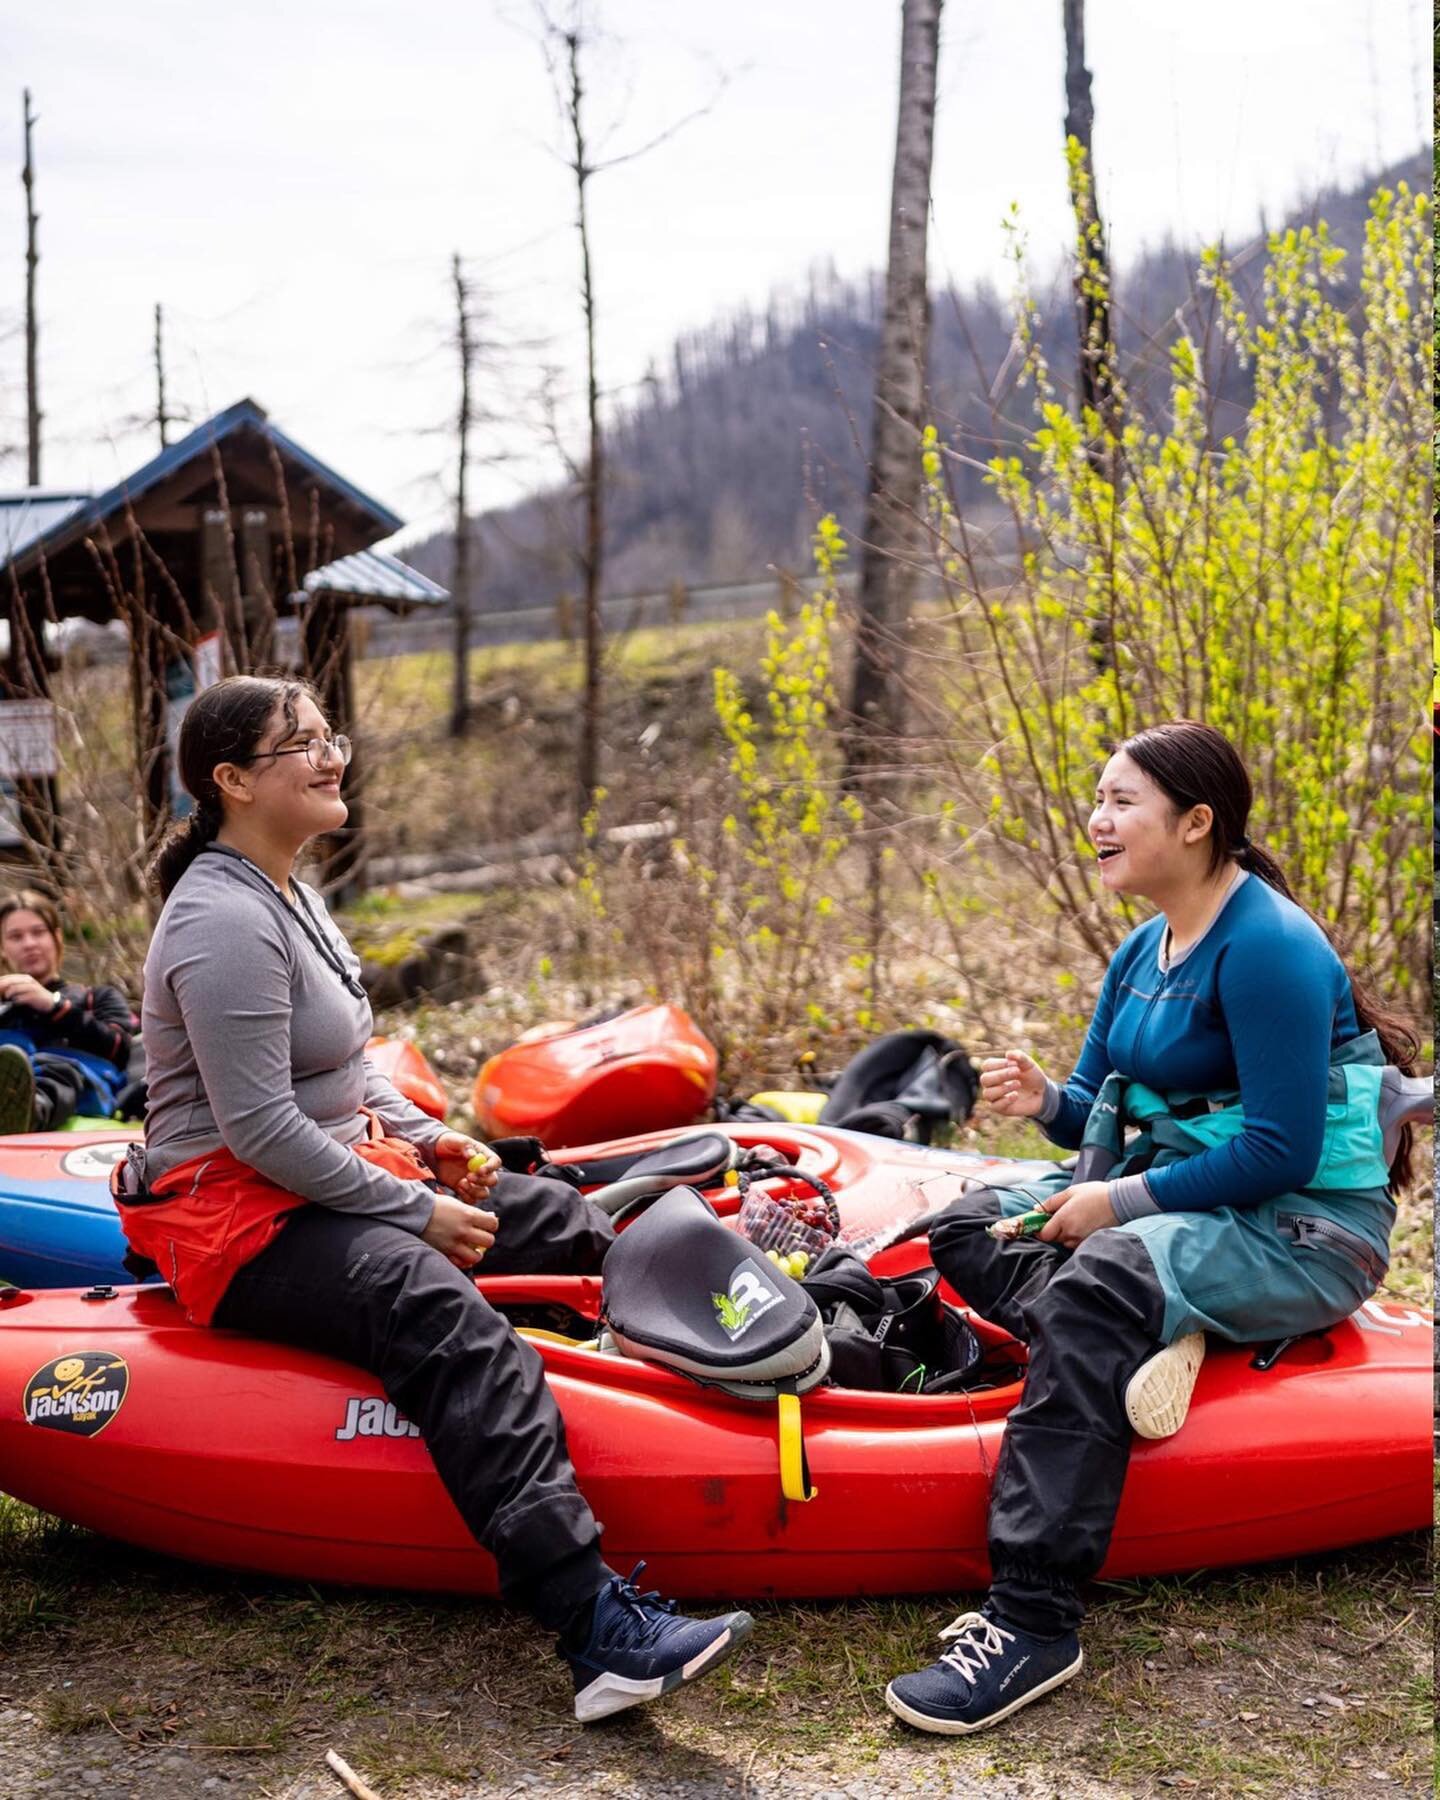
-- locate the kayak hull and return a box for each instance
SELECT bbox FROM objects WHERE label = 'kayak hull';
[0,1270,1429,1600]
[473,1005,718,1144]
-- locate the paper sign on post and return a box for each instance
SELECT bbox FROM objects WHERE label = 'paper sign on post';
[0,700,58,779]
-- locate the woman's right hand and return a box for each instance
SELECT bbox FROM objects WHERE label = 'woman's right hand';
[979,1050,1048,1119]
[422,1194,499,1270]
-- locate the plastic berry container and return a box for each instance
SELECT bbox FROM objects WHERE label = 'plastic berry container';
[737,1188,837,1260]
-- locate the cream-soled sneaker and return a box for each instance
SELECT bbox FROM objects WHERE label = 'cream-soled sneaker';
[1124,1332,1206,1439]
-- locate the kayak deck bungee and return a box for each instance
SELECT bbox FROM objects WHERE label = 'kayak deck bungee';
[0,1120,1430,1600]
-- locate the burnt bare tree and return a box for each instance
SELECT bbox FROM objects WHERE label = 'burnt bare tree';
[153,302,173,449]
[22,89,40,486]
[562,23,604,814]
[1062,0,1120,469]
[449,251,477,737]
[537,3,725,822]
[843,0,942,789]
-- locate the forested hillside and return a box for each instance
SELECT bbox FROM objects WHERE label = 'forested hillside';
[406,150,1426,610]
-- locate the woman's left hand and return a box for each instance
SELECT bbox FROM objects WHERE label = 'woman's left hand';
[433,1130,502,1203]
[0,974,56,1013]
[1037,1181,1118,1248]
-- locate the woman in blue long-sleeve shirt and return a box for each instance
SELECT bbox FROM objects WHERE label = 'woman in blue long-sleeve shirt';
[886,720,1420,1737]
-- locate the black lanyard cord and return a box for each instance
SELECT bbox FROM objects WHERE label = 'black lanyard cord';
[200,846,367,999]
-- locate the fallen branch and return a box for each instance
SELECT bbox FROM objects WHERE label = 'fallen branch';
[325,1748,383,1800]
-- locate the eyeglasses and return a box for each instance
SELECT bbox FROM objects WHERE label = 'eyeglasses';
[248,734,353,773]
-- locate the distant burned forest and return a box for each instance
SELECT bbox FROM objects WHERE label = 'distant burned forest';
[404,149,1426,615]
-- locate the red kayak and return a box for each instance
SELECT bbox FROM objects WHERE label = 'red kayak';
[473,1004,717,1144]
[0,1124,1430,1599]
[364,1036,448,1122]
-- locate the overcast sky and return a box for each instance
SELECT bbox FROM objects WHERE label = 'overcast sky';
[0,0,1427,545]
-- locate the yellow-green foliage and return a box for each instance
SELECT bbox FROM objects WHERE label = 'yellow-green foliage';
[694,516,861,1026]
[926,177,1431,1006]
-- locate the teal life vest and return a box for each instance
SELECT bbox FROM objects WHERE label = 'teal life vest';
[1078,1030,1392,1196]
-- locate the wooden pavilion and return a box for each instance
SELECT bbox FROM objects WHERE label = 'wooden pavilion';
[0,399,446,892]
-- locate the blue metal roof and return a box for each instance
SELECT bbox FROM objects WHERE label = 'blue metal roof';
[0,399,404,579]
[0,492,88,563]
[300,548,448,607]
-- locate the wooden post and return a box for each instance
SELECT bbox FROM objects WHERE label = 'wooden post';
[303,590,365,898]
[2,579,62,881]
[124,584,172,871]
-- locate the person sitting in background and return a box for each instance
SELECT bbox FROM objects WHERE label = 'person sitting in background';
[0,890,139,1132]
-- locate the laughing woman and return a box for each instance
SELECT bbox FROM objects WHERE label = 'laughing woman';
[885,720,1420,1736]
[116,675,751,1724]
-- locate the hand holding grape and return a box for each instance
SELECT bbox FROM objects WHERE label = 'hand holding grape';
[433,1129,502,1202]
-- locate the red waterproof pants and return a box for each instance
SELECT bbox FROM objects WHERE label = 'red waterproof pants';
[115,1127,436,1326]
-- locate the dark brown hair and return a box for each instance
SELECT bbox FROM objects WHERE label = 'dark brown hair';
[148,675,318,901]
[1119,720,1419,1188]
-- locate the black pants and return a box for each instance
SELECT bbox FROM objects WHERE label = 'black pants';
[929,1187,1167,1637]
[32,1053,85,1130]
[214,1170,617,1633]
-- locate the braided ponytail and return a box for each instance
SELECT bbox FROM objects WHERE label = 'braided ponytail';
[145,676,316,901]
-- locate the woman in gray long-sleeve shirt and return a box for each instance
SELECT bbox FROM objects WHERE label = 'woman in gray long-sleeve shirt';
[120,674,750,1726]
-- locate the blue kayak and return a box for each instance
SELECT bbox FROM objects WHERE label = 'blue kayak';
[0,1129,144,1289]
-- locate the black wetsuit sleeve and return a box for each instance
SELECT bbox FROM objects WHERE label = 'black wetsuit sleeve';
[46,982,139,1070]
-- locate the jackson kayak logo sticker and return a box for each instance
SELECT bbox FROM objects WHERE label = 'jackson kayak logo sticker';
[24,1351,128,1435]
[60,1141,132,1181]
[336,1396,421,1441]
[712,1262,782,1342]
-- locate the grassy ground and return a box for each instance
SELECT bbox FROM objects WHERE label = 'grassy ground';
[1,1491,1430,1800]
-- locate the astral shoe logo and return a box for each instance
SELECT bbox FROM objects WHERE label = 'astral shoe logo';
[24,1351,128,1435]
[336,1396,422,1441]
[711,1262,783,1343]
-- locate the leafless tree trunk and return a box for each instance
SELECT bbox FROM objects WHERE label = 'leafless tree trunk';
[1062,0,1119,469]
[843,0,941,788]
[153,302,172,448]
[22,89,40,486]
[449,251,476,738]
[563,26,605,819]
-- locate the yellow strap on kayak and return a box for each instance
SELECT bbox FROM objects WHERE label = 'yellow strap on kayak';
[749,1089,827,1125]
[777,1389,817,1502]
[517,1328,601,1350]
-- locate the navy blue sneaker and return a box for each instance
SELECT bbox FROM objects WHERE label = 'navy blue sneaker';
[564,1563,753,1723]
[885,1608,1082,1734]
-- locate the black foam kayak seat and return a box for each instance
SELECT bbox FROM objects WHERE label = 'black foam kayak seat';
[600,1186,830,1400]
[549,1132,740,1215]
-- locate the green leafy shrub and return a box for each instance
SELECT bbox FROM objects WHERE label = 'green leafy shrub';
[922,179,1431,1008]
[679,516,861,1032]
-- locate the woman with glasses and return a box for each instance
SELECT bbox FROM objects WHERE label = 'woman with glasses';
[116,674,751,1723]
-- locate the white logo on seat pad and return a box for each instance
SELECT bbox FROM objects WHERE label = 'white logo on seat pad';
[711,1262,783,1342]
